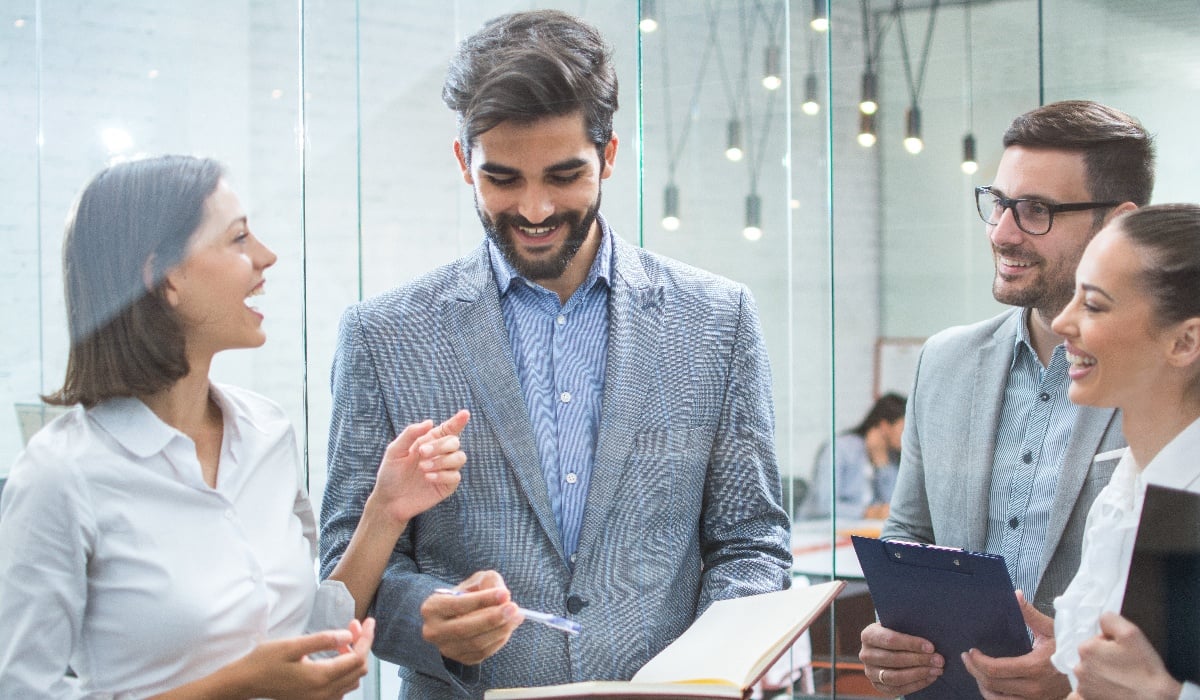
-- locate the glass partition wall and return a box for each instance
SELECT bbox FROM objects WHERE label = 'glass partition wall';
[3,0,1199,697]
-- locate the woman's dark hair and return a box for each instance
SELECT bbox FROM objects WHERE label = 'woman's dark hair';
[44,155,225,408]
[442,9,618,166]
[852,393,907,437]
[1116,204,1200,327]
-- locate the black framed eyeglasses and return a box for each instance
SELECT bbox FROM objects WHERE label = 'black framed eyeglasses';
[975,186,1118,236]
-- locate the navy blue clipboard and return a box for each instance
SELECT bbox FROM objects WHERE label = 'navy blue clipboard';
[852,536,1032,700]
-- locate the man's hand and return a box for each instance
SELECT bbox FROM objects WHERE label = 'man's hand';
[962,590,1070,700]
[1071,612,1182,700]
[421,570,522,665]
[859,622,944,696]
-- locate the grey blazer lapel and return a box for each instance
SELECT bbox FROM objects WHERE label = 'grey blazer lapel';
[962,312,1021,550]
[576,240,662,557]
[1038,403,1116,575]
[445,245,565,559]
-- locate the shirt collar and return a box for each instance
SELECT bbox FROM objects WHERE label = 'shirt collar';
[1142,415,1200,491]
[487,212,614,297]
[1010,307,1064,370]
[87,383,258,459]
[89,396,176,458]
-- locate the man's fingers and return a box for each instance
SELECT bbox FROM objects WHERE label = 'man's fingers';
[861,622,937,655]
[1015,589,1055,638]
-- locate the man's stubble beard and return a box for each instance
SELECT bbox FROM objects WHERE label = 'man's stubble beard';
[479,188,602,283]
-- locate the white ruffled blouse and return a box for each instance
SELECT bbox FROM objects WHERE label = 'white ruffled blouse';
[1052,416,1200,698]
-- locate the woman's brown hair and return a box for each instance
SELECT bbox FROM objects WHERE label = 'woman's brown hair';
[45,155,224,408]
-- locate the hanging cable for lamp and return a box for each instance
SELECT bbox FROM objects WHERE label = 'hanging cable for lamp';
[740,0,783,241]
[656,0,721,231]
[960,1,978,174]
[896,0,941,155]
[711,0,748,163]
[859,0,879,115]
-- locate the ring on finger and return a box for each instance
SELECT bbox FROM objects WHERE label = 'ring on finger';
[877,668,888,685]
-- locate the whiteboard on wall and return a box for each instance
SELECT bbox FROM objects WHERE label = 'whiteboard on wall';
[874,338,925,398]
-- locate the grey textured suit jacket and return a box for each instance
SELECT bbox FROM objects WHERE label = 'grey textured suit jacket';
[882,307,1125,615]
[319,232,792,698]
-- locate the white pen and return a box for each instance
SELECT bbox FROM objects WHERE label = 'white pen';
[433,587,582,635]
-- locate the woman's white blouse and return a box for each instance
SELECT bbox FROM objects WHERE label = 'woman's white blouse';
[1052,416,1200,697]
[0,384,318,699]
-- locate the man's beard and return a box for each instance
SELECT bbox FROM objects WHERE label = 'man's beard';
[992,236,1088,320]
[479,189,601,282]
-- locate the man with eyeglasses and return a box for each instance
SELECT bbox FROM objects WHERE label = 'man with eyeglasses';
[859,100,1154,699]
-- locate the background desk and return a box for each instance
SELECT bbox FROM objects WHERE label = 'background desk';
[791,520,888,698]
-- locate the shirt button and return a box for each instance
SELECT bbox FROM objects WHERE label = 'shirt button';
[1039,392,1050,401]
[570,553,577,564]
[225,510,236,520]
[560,391,572,403]
[1022,452,1032,464]
[1008,517,1019,529]
[556,314,566,326]
[565,472,578,484]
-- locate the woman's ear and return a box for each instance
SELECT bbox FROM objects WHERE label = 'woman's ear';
[1167,317,1200,369]
[144,254,181,307]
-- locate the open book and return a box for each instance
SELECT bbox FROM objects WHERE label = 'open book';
[484,580,844,699]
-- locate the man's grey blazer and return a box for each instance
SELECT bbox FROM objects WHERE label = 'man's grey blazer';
[319,234,792,698]
[882,307,1125,615]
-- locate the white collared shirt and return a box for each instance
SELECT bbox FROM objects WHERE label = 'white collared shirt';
[1052,416,1200,698]
[0,384,317,699]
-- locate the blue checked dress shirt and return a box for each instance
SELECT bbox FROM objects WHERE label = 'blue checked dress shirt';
[984,312,1078,600]
[488,224,612,564]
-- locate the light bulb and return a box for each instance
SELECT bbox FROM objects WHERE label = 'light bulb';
[743,193,762,241]
[859,72,878,115]
[904,106,923,154]
[961,133,978,174]
[640,0,658,33]
[661,183,680,230]
[810,0,829,33]
[801,73,819,115]
[725,119,744,161]
[762,46,782,91]
[858,112,877,148]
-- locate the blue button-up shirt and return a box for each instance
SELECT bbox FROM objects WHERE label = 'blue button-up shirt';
[488,220,612,564]
[984,310,1078,599]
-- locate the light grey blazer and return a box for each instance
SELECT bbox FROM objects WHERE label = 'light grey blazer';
[319,232,792,698]
[882,308,1125,615]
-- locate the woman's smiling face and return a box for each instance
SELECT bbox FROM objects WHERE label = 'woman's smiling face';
[164,179,277,359]
[1051,223,1175,411]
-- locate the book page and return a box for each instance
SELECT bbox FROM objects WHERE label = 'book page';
[631,580,843,687]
